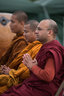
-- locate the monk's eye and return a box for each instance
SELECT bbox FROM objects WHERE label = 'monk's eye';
[0,17,10,26]
[36,27,42,31]
[24,30,28,33]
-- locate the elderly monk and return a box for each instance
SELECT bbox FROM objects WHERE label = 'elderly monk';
[0,20,42,94]
[0,11,28,66]
[1,19,64,96]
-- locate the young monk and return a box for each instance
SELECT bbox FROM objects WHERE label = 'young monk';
[0,11,28,66]
[0,20,42,94]
[0,19,64,96]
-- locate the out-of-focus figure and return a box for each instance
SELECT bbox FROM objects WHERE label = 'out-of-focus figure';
[0,13,15,58]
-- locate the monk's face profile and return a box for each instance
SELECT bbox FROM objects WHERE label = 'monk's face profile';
[24,24,36,43]
[10,15,23,34]
[35,20,52,43]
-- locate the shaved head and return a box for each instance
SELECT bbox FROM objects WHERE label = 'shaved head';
[35,19,58,44]
[40,19,58,35]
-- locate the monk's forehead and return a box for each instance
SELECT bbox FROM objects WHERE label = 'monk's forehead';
[24,24,30,27]
[24,24,31,30]
[38,20,50,28]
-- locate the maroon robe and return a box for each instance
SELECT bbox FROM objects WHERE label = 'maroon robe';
[0,40,64,96]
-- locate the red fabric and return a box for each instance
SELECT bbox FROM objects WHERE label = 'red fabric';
[31,58,55,82]
[1,40,64,96]
[59,89,64,96]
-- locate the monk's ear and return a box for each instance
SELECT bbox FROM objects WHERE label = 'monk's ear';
[20,21,24,26]
[48,30,53,37]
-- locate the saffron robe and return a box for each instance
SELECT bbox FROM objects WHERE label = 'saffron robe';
[0,41,42,94]
[1,40,64,96]
[0,33,28,66]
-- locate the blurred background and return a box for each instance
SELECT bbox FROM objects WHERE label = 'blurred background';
[0,0,64,58]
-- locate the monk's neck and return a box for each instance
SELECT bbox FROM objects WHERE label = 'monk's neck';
[42,38,56,45]
[16,32,23,37]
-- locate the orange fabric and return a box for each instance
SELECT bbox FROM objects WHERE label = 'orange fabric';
[8,41,42,69]
[0,41,42,94]
[31,58,55,82]
[9,41,42,79]
[0,35,28,67]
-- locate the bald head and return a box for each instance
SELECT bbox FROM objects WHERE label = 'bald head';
[40,19,58,35]
[35,19,58,44]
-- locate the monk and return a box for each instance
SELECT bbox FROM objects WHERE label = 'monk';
[0,11,28,66]
[1,19,64,96]
[0,20,42,94]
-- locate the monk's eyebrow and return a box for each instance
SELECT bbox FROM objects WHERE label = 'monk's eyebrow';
[36,27,43,30]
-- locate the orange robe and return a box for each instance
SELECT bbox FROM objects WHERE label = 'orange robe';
[0,41,42,94]
[0,33,28,66]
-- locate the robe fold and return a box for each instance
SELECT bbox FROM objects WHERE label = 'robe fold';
[0,33,28,66]
[0,41,42,94]
[1,40,64,96]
